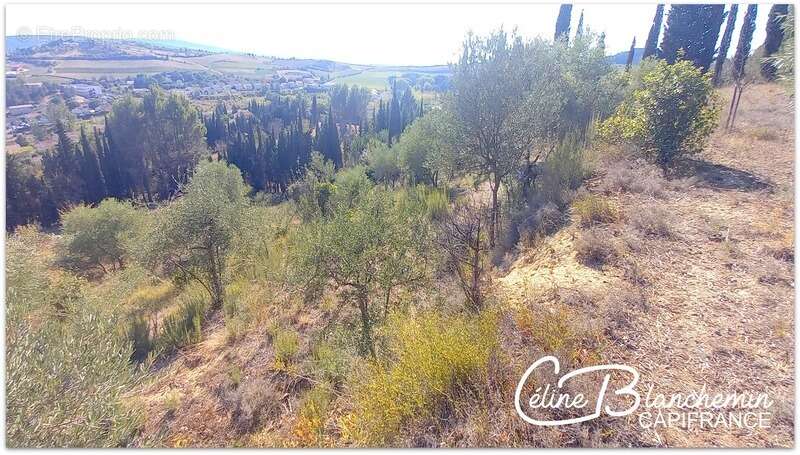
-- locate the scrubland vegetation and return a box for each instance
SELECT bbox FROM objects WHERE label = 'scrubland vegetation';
[5,4,795,448]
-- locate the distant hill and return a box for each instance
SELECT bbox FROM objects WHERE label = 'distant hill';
[133,39,233,54]
[5,35,229,56]
[608,47,643,65]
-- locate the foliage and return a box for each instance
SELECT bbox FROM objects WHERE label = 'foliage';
[365,138,401,186]
[712,5,738,85]
[137,161,249,311]
[599,59,718,166]
[57,199,143,276]
[292,184,432,356]
[6,227,141,447]
[572,194,619,226]
[271,325,301,368]
[157,289,209,354]
[732,5,759,82]
[293,383,334,446]
[395,110,451,185]
[769,6,795,94]
[536,131,591,207]
[444,30,566,245]
[642,4,665,59]
[347,310,497,445]
[436,200,490,311]
[288,152,338,222]
[308,340,350,384]
[659,5,725,72]
[762,4,790,80]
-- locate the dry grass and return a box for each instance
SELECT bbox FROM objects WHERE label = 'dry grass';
[497,83,794,448]
[574,228,619,267]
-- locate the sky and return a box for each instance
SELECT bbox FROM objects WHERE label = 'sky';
[6,2,772,66]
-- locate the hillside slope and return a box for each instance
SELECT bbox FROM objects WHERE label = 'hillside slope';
[499,83,794,447]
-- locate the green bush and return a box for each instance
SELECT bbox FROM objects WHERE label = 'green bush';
[309,340,350,384]
[6,227,141,447]
[537,131,590,207]
[346,310,497,445]
[157,290,209,353]
[271,326,300,368]
[572,194,619,226]
[599,59,719,166]
[58,199,143,276]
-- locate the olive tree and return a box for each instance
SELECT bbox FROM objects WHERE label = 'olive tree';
[7,227,140,447]
[138,161,249,310]
[444,30,565,246]
[58,199,143,276]
[293,181,431,357]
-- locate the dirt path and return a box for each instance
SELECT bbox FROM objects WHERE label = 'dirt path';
[497,83,794,447]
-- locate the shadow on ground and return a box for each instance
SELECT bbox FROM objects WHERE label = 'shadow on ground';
[671,158,773,192]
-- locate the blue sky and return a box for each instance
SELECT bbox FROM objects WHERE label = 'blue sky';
[7,2,772,66]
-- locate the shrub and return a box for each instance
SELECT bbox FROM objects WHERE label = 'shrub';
[575,228,618,266]
[57,199,143,276]
[293,383,334,446]
[137,161,249,312]
[572,194,619,226]
[309,340,350,384]
[602,161,667,197]
[128,315,155,362]
[228,378,283,434]
[630,205,674,237]
[157,291,209,353]
[346,310,497,445]
[538,132,590,206]
[271,326,300,368]
[599,59,719,166]
[6,228,141,447]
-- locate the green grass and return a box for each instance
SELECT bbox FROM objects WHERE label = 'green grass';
[331,70,397,90]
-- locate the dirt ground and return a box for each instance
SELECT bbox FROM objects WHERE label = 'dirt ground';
[127,83,793,448]
[498,83,794,447]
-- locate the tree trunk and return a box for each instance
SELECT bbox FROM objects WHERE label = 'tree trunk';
[208,246,224,311]
[384,286,392,320]
[357,287,376,358]
[469,219,483,312]
[489,176,500,248]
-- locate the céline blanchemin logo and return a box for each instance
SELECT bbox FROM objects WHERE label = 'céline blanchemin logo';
[515,356,773,430]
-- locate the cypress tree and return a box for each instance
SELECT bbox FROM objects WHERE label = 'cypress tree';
[554,4,573,41]
[78,126,107,204]
[713,4,739,85]
[660,4,725,72]
[762,4,790,80]
[626,37,637,71]
[733,5,759,81]
[575,10,585,39]
[310,95,320,129]
[388,82,402,145]
[643,4,665,59]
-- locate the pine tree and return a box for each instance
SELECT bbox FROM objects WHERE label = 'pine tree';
[762,4,790,80]
[554,4,573,41]
[713,4,739,85]
[733,5,759,81]
[626,37,637,70]
[643,4,665,59]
